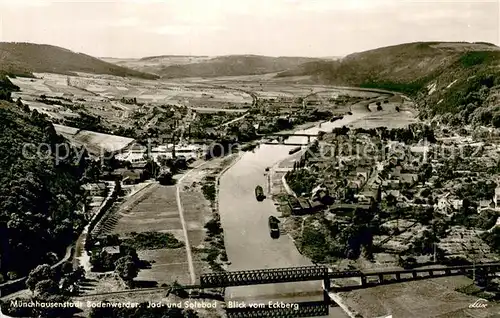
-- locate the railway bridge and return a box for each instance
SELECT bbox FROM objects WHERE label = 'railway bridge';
[197,263,500,317]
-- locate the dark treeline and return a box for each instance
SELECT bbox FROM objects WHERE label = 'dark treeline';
[0,100,88,279]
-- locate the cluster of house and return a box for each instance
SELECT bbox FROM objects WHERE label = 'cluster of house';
[284,136,380,215]
[283,131,429,216]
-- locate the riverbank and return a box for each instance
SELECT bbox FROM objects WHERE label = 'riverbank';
[177,154,243,278]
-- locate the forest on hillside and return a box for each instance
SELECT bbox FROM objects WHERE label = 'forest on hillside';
[0,89,89,278]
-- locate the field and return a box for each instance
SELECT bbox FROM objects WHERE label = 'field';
[337,276,500,317]
[92,184,191,287]
[10,72,253,128]
[101,55,214,75]
[86,156,234,293]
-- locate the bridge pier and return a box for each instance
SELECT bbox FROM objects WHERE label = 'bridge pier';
[379,274,384,283]
[429,270,434,277]
[323,278,331,303]
[360,276,367,286]
[395,273,401,281]
[412,271,417,279]
[307,136,311,143]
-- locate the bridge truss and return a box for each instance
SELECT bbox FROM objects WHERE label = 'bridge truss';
[200,266,328,288]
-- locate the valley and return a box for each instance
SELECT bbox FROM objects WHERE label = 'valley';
[1,39,500,318]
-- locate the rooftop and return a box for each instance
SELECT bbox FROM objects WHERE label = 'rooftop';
[82,183,107,191]
[102,246,120,254]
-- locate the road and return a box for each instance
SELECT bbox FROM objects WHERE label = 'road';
[189,106,248,113]
[215,112,250,129]
[175,160,213,285]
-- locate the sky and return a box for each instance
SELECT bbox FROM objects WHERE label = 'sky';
[0,0,499,58]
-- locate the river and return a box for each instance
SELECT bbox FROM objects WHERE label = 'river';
[217,105,375,317]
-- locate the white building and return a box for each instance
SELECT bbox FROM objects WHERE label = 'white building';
[116,143,205,164]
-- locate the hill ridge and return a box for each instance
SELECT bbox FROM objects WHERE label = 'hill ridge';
[277,41,500,126]
[0,42,159,79]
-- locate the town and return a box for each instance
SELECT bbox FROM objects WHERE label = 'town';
[0,1,499,317]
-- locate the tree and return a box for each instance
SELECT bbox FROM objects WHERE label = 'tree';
[115,179,123,196]
[119,244,139,262]
[144,159,159,179]
[385,193,397,208]
[102,152,119,172]
[204,218,222,236]
[418,163,433,182]
[102,234,121,246]
[0,89,12,101]
[0,100,86,276]
[61,261,74,276]
[7,271,18,280]
[82,159,101,183]
[72,266,85,282]
[60,268,83,295]
[492,113,500,128]
[483,227,500,253]
[418,207,435,225]
[90,250,117,272]
[26,264,55,292]
[114,256,139,285]
[35,279,59,296]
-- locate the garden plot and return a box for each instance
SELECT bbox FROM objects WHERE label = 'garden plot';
[178,166,217,277]
[438,227,498,261]
[349,102,416,129]
[136,248,191,285]
[100,184,192,285]
[191,107,248,113]
[277,87,316,96]
[135,91,179,103]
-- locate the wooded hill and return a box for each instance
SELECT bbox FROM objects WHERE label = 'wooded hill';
[277,42,500,126]
[0,98,88,277]
[136,54,324,78]
[0,42,158,79]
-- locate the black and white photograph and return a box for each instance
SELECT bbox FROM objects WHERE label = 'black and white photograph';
[0,0,500,317]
